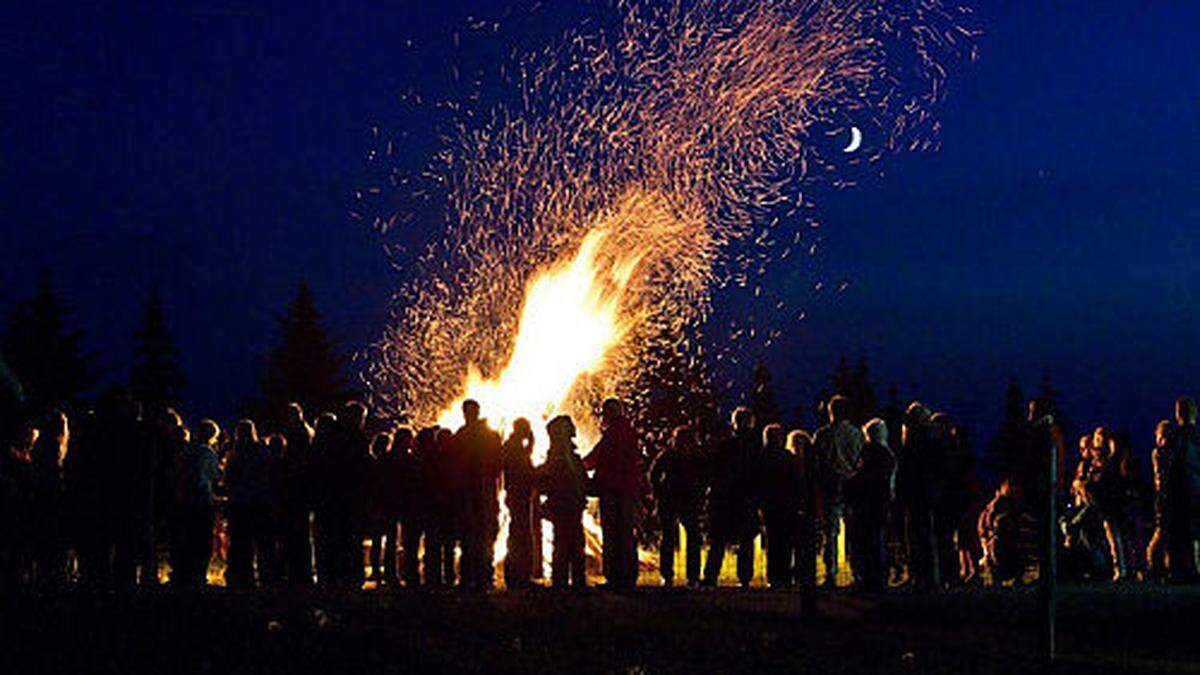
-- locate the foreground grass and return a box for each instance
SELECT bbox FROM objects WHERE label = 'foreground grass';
[1,584,1196,674]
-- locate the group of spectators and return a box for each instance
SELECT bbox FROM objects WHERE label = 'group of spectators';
[2,386,1198,593]
[1061,397,1200,585]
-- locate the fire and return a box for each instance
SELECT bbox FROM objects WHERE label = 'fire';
[435,227,644,445]
[436,226,647,577]
[368,0,973,583]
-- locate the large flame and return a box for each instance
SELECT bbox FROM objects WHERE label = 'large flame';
[435,189,706,579]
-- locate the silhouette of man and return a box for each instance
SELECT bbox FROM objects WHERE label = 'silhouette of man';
[454,399,502,591]
[278,403,314,588]
[538,415,587,589]
[1172,396,1200,581]
[846,418,897,592]
[650,425,706,587]
[813,395,865,588]
[703,407,760,588]
[501,418,536,589]
[583,397,643,590]
[761,423,802,588]
[171,419,220,588]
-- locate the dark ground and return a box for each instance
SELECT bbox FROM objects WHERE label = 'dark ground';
[2,584,1197,674]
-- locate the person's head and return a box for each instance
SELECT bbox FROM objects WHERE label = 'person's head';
[672,425,695,451]
[762,423,785,451]
[393,426,415,453]
[461,399,481,425]
[285,402,306,426]
[929,412,950,437]
[197,419,221,447]
[234,419,258,447]
[12,421,38,456]
[547,415,576,448]
[998,479,1014,498]
[827,395,850,424]
[863,418,888,446]
[731,406,755,434]
[371,431,393,458]
[786,429,812,457]
[1077,434,1093,458]
[415,426,438,452]
[511,417,532,439]
[601,397,625,427]
[1155,420,1175,449]
[314,412,338,440]
[266,433,287,456]
[343,401,368,430]
[1176,396,1198,426]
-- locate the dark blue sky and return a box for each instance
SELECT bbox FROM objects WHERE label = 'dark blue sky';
[2,1,1197,452]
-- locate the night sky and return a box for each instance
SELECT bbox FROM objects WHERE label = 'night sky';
[2,1,1197,457]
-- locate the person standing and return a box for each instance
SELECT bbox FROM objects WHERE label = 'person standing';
[703,407,760,588]
[846,418,897,592]
[761,423,802,588]
[224,420,275,589]
[650,425,706,587]
[1171,396,1200,581]
[171,419,220,588]
[454,399,502,591]
[278,403,314,588]
[1146,419,1177,581]
[538,415,587,589]
[583,398,643,590]
[31,410,69,589]
[501,418,536,589]
[813,396,865,588]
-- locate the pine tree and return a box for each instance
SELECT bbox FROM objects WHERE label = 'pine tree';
[989,376,1026,478]
[819,354,878,424]
[263,281,348,423]
[2,271,93,414]
[130,287,186,413]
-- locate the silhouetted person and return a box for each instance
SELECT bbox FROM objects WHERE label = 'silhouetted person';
[0,421,36,589]
[788,430,818,609]
[846,418,896,592]
[538,415,587,589]
[278,402,314,588]
[334,401,372,589]
[762,423,802,588]
[584,397,643,590]
[224,420,276,588]
[67,401,117,588]
[310,412,340,587]
[813,395,864,587]
[703,407,760,588]
[501,418,536,589]
[31,410,69,588]
[899,402,936,590]
[110,392,157,588]
[454,399,502,591]
[427,426,462,587]
[928,411,959,587]
[650,425,705,587]
[978,480,1023,584]
[1146,419,1176,581]
[367,430,400,585]
[407,426,446,587]
[171,419,220,588]
[1171,396,1200,581]
[149,407,187,568]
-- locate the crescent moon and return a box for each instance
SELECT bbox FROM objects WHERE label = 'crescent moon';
[843,126,862,153]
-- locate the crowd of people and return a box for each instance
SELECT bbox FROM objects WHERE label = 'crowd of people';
[1,386,1198,593]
